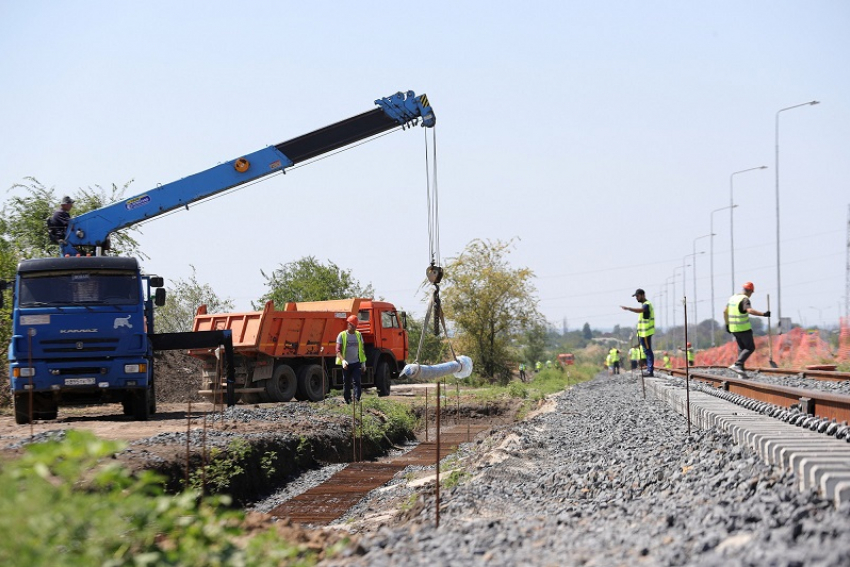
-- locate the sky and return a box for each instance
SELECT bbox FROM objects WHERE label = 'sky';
[1,1,848,334]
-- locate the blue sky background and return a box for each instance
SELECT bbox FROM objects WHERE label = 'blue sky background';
[2,1,848,332]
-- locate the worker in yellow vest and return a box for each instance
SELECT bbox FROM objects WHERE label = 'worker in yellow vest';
[608,347,620,375]
[620,288,654,377]
[628,346,640,372]
[678,343,695,367]
[724,281,770,376]
[662,352,671,369]
[519,362,527,382]
[336,315,367,404]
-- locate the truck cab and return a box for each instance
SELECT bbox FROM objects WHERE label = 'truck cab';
[7,256,165,423]
[355,300,408,378]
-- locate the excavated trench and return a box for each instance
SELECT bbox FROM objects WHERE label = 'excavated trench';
[132,400,514,508]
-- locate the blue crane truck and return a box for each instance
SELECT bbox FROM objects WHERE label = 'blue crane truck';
[4,90,435,424]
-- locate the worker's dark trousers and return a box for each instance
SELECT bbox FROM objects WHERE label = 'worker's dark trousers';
[343,362,362,403]
[613,362,620,374]
[639,336,654,375]
[733,330,756,368]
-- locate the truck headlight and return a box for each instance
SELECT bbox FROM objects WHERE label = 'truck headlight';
[13,367,35,378]
[124,363,147,374]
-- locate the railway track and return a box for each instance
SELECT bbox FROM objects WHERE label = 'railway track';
[649,367,850,505]
[270,424,490,525]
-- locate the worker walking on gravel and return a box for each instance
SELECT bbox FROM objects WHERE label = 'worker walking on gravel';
[724,281,770,377]
[608,347,620,374]
[679,343,695,367]
[621,288,655,377]
[629,345,640,372]
[519,362,527,382]
[662,352,671,369]
[336,315,367,404]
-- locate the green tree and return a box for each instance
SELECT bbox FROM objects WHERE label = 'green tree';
[155,266,235,333]
[405,314,448,365]
[255,256,373,308]
[582,322,593,340]
[442,239,542,383]
[3,177,142,258]
[522,320,547,366]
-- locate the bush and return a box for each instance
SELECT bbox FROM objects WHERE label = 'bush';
[0,430,315,566]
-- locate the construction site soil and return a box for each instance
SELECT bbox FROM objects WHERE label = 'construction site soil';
[0,351,518,561]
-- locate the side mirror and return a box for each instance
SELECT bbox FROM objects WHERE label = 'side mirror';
[154,288,166,307]
[400,311,407,330]
[149,276,164,288]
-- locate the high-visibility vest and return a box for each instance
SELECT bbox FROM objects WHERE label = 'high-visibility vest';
[535,361,542,370]
[609,349,619,362]
[606,354,611,365]
[519,363,525,371]
[686,349,694,363]
[629,348,639,361]
[636,301,655,337]
[336,330,366,365]
[663,355,671,368]
[727,294,751,332]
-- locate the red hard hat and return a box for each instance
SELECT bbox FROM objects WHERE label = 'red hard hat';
[346,315,359,326]
[687,342,692,347]
[743,281,754,291]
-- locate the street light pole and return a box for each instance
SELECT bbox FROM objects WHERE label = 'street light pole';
[692,234,713,349]
[776,100,819,330]
[710,205,737,347]
[730,166,767,294]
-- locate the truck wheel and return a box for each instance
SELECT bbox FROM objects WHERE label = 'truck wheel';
[376,361,392,397]
[13,395,33,425]
[132,389,151,421]
[266,365,297,402]
[297,364,326,402]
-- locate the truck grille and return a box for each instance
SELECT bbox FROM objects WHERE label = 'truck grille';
[40,337,120,354]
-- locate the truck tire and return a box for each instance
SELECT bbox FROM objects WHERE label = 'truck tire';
[13,395,33,425]
[297,364,326,402]
[266,365,297,402]
[132,388,151,421]
[376,360,392,397]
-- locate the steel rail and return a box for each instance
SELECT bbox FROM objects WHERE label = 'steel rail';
[667,368,850,423]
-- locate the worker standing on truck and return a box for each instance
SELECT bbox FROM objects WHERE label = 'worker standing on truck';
[336,315,367,404]
[724,281,770,377]
[47,196,74,243]
[620,289,655,377]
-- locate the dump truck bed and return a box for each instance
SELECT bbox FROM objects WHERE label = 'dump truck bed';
[191,298,362,358]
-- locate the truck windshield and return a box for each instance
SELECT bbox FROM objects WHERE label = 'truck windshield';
[19,270,140,307]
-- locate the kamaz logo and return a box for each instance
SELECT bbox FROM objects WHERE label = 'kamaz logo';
[60,329,98,333]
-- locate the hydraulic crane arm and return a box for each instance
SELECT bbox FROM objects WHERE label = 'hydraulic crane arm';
[60,91,435,256]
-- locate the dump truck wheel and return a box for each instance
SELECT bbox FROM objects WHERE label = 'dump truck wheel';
[267,365,297,402]
[132,388,151,421]
[297,364,326,402]
[13,395,33,424]
[376,361,392,397]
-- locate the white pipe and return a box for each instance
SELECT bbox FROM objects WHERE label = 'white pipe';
[400,355,473,381]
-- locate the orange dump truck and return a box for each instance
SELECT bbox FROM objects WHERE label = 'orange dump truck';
[557,353,575,366]
[189,298,408,402]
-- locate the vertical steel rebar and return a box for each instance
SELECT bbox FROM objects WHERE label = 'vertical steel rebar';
[186,402,192,487]
[351,399,357,462]
[27,330,34,438]
[683,295,692,436]
[435,378,441,528]
[425,388,429,442]
[456,381,460,426]
[201,411,207,496]
[359,400,363,462]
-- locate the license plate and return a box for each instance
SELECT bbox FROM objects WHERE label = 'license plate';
[65,378,96,386]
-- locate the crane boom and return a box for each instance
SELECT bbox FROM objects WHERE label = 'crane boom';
[60,90,434,256]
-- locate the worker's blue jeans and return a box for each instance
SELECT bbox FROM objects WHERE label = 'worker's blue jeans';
[639,335,654,375]
[343,362,362,403]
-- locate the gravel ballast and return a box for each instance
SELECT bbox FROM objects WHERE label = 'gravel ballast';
[324,372,850,566]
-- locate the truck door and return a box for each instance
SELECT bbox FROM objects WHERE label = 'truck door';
[379,309,405,361]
